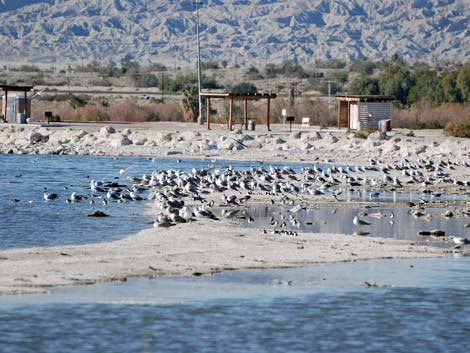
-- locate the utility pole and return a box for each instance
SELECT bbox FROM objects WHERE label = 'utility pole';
[161,72,165,103]
[194,1,203,124]
[325,80,334,111]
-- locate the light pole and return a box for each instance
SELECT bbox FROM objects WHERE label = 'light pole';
[194,1,203,125]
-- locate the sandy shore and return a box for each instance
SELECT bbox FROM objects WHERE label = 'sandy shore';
[1,121,466,295]
[0,219,444,295]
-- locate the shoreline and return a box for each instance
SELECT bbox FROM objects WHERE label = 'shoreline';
[0,219,445,296]
[0,122,467,296]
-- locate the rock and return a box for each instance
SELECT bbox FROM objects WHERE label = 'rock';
[28,131,48,144]
[75,130,88,138]
[88,211,110,217]
[100,126,115,135]
[415,145,427,154]
[291,131,302,139]
[323,133,339,144]
[161,133,173,142]
[166,150,182,155]
[234,128,243,135]
[110,135,133,148]
[275,137,286,144]
[134,137,147,146]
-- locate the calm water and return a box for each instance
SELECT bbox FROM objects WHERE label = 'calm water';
[1,258,470,353]
[241,204,469,247]
[2,154,470,353]
[0,154,292,249]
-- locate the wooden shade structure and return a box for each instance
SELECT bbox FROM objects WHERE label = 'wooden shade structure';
[200,92,277,131]
[1,85,34,123]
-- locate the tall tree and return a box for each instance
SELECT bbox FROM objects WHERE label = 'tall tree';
[408,66,444,104]
[348,77,380,95]
[440,71,462,103]
[457,64,470,102]
[378,64,414,106]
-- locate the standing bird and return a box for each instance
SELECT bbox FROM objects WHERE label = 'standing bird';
[353,216,370,226]
[453,237,470,249]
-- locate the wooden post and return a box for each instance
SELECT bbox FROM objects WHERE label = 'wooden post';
[206,97,211,130]
[267,97,271,131]
[243,99,248,130]
[3,90,7,122]
[337,98,341,128]
[24,90,27,115]
[228,97,233,131]
[347,100,351,131]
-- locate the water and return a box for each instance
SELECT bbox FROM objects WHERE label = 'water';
[0,154,299,249]
[240,204,469,246]
[1,258,470,353]
[2,154,470,352]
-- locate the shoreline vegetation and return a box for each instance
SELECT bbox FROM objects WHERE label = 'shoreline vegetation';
[0,122,467,296]
[3,58,470,136]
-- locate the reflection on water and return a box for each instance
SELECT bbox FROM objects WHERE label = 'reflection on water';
[240,204,468,247]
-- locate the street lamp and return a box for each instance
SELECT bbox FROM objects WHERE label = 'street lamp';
[194,1,203,125]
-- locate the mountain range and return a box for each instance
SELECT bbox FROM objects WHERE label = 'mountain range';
[0,0,469,67]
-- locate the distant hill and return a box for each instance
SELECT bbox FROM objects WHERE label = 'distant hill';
[0,0,469,66]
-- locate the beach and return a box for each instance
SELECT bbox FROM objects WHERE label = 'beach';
[0,122,466,295]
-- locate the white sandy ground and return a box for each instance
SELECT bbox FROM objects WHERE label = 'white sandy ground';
[0,220,444,296]
[0,122,466,296]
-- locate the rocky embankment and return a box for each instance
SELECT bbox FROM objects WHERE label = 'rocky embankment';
[1,123,470,166]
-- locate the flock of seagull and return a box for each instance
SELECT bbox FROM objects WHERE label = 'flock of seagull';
[38,156,470,251]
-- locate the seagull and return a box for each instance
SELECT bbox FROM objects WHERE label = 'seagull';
[453,237,470,249]
[353,216,370,226]
[43,192,58,201]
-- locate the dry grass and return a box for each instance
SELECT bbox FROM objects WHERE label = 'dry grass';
[32,98,184,122]
[444,118,470,138]
[393,103,470,130]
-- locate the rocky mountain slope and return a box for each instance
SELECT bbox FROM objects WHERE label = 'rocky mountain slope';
[0,0,469,66]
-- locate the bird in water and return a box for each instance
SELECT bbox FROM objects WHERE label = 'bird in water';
[453,236,470,249]
[353,216,370,226]
[43,191,58,201]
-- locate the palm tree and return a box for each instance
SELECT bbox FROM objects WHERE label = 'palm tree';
[181,84,199,122]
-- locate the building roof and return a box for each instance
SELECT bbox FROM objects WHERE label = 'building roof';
[336,94,394,102]
[0,85,34,92]
[200,92,277,100]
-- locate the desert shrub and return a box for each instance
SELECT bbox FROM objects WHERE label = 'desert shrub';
[393,102,470,129]
[89,79,112,87]
[230,82,257,94]
[69,95,88,109]
[444,117,470,138]
[73,105,110,122]
[36,94,71,102]
[350,60,377,75]
[202,61,220,70]
[270,97,336,126]
[315,59,347,69]
[135,73,159,88]
[106,100,151,122]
